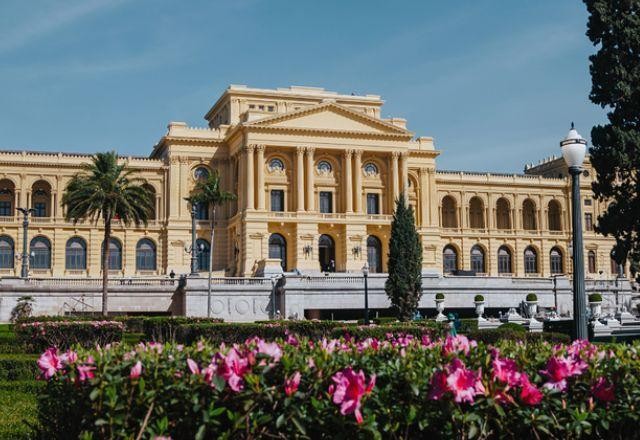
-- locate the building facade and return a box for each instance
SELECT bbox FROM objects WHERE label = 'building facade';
[0,85,624,279]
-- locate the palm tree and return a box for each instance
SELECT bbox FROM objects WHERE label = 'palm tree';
[188,170,236,317]
[62,151,153,316]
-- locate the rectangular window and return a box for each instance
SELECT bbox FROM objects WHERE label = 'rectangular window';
[584,198,592,206]
[319,191,333,213]
[267,106,275,112]
[585,213,593,231]
[195,202,209,220]
[0,201,11,216]
[34,202,46,217]
[367,194,380,215]
[271,190,284,212]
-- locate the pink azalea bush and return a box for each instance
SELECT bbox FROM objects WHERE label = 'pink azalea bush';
[34,334,640,439]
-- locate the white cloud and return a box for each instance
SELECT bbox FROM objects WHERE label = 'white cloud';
[0,0,126,54]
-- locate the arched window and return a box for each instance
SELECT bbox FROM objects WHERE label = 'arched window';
[268,158,285,172]
[470,245,485,273]
[550,247,563,274]
[524,246,538,274]
[0,235,14,269]
[31,180,51,218]
[443,245,458,274]
[469,197,485,229]
[30,236,51,269]
[196,238,210,272]
[268,234,286,271]
[496,198,511,230]
[548,200,562,231]
[363,163,378,176]
[317,160,332,174]
[522,199,537,230]
[102,238,122,271]
[0,179,15,217]
[367,236,382,273]
[65,237,87,270]
[441,196,457,228]
[588,250,597,274]
[497,246,512,274]
[136,239,156,271]
[318,234,335,272]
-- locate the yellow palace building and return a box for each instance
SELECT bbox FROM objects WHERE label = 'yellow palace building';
[0,85,623,279]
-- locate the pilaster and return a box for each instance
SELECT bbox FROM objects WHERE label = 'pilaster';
[353,150,363,213]
[344,150,353,213]
[296,147,305,211]
[305,147,315,211]
[255,145,266,210]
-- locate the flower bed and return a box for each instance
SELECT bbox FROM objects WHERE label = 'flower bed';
[15,321,124,351]
[34,334,640,438]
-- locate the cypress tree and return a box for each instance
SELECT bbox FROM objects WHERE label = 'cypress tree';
[585,0,640,266]
[385,193,423,321]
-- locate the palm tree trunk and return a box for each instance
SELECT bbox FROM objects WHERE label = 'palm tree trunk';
[102,218,111,317]
[208,207,215,318]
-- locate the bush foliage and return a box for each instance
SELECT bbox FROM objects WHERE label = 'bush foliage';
[142,317,224,343]
[14,321,124,351]
[34,334,640,439]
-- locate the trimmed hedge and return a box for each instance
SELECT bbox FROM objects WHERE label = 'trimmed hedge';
[175,321,447,345]
[467,329,570,344]
[15,321,124,351]
[0,354,38,381]
[142,317,225,343]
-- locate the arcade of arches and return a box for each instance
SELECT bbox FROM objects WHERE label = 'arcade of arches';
[0,84,626,279]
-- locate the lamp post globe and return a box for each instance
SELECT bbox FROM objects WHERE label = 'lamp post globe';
[560,122,588,341]
[362,261,370,325]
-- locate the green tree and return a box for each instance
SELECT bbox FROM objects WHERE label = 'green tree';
[62,151,153,316]
[187,170,236,316]
[384,193,422,321]
[585,0,640,267]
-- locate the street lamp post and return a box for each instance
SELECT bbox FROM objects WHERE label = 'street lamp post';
[560,123,588,340]
[16,208,35,278]
[362,261,370,325]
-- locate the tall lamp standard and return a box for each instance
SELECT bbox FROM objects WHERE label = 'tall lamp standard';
[362,261,370,325]
[186,200,199,277]
[16,208,35,278]
[560,123,588,340]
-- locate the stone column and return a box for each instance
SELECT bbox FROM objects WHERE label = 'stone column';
[391,151,400,203]
[419,168,429,227]
[353,150,363,213]
[244,145,255,210]
[296,147,305,211]
[306,147,315,211]
[400,152,409,200]
[256,145,266,210]
[344,150,353,213]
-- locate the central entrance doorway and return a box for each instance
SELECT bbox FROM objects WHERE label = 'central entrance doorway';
[318,234,335,272]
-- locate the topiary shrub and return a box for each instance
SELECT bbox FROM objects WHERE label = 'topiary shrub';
[526,293,538,302]
[435,293,445,300]
[589,293,603,303]
[474,295,484,302]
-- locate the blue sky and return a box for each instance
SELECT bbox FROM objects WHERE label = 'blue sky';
[0,0,604,172]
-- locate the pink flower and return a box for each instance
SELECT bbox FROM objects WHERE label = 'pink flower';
[216,348,251,392]
[285,332,299,347]
[519,374,543,405]
[427,370,449,400]
[187,358,200,375]
[285,371,301,396]
[540,356,586,391]
[330,367,376,424]
[77,364,95,382]
[492,356,521,387]
[61,350,78,365]
[38,348,62,379]
[257,340,282,362]
[446,363,485,404]
[592,377,615,402]
[130,361,142,379]
[443,335,472,356]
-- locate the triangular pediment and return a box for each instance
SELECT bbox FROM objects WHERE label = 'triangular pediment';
[245,102,411,136]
